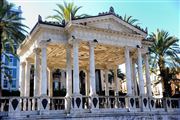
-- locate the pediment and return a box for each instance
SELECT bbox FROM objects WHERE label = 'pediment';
[72,14,147,37]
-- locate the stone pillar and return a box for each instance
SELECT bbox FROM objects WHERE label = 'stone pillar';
[137,48,145,95]
[34,48,41,97]
[25,58,31,97]
[65,44,72,113]
[132,61,138,96]
[20,62,26,97]
[144,54,152,97]
[73,40,80,95]
[72,40,82,110]
[114,67,118,96]
[137,48,149,111]
[40,45,47,96]
[48,68,53,97]
[125,47,132,95]
[105,69,109,96]
[89,42,96,96]
[85,70,90,96]
[66,44,72,97]
[89,41,99,110]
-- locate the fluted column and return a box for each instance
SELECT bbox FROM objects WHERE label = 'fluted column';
[25,58,31,97]
[144,54,152,96]
[66,44,72,97]
[73,40,80,95]
[34,48,41,97]
[89,42,96,96]
[20,62,26,96]
[137,48,145,95]
[125,47,132,95]
[40,45,47,96]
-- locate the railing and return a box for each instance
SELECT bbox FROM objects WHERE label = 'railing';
[49,97,65,110]
[0,97,9,117]
[0,96,179,118]
[99,96,127,109]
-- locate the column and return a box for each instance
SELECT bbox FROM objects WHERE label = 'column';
[48,68,53,97]
[25,58,31,97]
[89,42,96,96]
[20,62,26,96]
[114,67,118,96]
[85,70,90,96]
[40,45,47,96]
[132,61,138,96]
[66,44,72,96]
[34,48,41,97]
[137,48,145,95]
[73,40,80,95]
[105,69,109,96]
[125,47,132,95]
[144,54,152,96]
[65,44,72,112]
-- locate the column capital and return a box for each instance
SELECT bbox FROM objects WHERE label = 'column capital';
[20,62,26,66]
[26,58,33,63]
[68,37,79,45]
[39,41,48,48]
[65,43,73,49]
[33,48,41,54]
[89,41,97,47]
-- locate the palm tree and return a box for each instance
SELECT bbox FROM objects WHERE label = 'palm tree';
[46,2,88,24]
[122,14,139,25]
[0,0,28,96]
[149,29,180,97]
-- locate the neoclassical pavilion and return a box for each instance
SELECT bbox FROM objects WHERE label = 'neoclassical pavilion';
[18,7,152,110]
[1,7,179,120]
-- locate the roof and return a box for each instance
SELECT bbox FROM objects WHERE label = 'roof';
[30,7,147,35]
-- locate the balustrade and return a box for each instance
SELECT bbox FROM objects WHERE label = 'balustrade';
[0,96,179,118]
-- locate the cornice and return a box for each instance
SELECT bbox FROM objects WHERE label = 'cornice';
[69,23,144,40]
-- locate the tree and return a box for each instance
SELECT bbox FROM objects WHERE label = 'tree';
[149,29,180,97]
[0,0,28,96]
[122,14,139,25]
[46,2,88,24]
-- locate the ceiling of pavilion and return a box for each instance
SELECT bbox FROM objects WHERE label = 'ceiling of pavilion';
[29,43,137,69]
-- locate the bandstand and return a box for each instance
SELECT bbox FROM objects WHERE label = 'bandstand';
[0,7,179,120]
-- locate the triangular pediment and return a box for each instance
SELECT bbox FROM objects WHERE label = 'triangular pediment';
[72,14,147,37]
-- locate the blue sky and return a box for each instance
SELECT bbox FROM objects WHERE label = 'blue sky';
[8,0,180,37]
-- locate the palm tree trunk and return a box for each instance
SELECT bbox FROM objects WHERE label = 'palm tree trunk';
[158,56,171,97]
[0,27,2,97]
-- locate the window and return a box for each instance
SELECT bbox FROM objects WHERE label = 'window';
[13,58,17,66]
[5,57,9,65]
[12,80,16,88]
[3,80,8,88]
[12,69,16,78]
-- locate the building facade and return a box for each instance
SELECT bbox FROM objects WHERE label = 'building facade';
[1,6,22,92]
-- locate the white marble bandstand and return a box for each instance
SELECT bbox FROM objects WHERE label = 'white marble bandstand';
[0,7,179,120]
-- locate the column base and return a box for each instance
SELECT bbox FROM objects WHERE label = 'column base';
[39,96,50,115]
[125,95,136,112]
[140,96,150,112]
[65,94,72,114]
[89,94,99,112]
[71,93,82,110]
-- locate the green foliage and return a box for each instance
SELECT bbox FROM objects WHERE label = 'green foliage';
[122,14,140,25]
[46,1,89,24]
[0,0,28,92]
[149,29,180,97]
